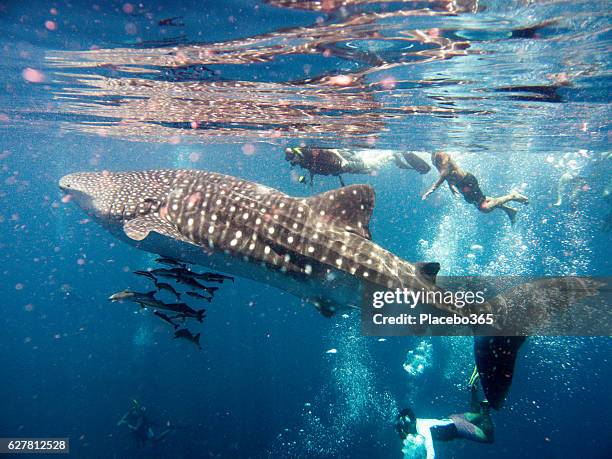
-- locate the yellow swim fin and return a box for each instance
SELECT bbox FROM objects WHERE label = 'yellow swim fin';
[468,364,479,387]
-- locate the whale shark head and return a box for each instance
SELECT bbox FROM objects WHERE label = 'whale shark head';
[59,171,120,221]
[59,170,176,227]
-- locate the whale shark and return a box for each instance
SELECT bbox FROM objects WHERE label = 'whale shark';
[59,169,460,318]
[58,168,605,407]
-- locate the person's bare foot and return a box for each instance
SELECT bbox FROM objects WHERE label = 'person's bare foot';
[512,191,529,205]
[505,206,518,225]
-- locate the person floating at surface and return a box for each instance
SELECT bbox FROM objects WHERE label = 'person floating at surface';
[553,171,587,208]
[422,151,528,224]
[396,385,494,459]
[117,400,174,445]
[285,146,430,187]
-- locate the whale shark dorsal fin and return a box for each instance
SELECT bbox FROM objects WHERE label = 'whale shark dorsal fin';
[415,262,440,284]
[123,215,193,245]
[305,184,374,240]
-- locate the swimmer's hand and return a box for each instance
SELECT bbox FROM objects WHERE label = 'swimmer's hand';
[422,191,431,200]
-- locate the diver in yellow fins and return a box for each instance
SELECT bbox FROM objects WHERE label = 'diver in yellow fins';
[285,146,431,187]
[397,336,526,458]
[396,374,494,459]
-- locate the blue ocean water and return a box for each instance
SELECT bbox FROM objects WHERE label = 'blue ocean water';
[0,1,610,458]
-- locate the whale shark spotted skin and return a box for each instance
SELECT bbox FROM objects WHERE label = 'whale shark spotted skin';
[59,169,452,316]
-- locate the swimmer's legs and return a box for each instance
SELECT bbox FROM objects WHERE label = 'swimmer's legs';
[483,191,528,209]
[500,205,518,224]
[479,200,518,224]
[480,190,528,224]
[509,191,529,204]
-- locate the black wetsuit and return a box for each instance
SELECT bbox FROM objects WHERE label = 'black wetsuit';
[299,148,345,176]
[429,421,458,442]
[430,413,491,443]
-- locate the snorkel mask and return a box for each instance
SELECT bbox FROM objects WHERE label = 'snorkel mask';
[396,408,417,438]
[285,147,304,166]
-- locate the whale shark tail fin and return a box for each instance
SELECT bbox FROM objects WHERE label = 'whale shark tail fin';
[305,184,375,240]
[474,336,526,410]
[489,276,604,334]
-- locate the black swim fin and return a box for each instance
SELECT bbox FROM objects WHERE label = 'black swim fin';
[474,336,526,410]
[402,152,431,174]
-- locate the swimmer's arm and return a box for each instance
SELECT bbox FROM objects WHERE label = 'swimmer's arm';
[416,419,452,459]
[117,414,127,426]
[448,182,459,195]
[422,174,447,200]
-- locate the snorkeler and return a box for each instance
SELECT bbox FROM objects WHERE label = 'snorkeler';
[117,400,174,445]
[553,171,587,208]
[422,152,528,224]
[396,385,493,459]
[285,147,430,187]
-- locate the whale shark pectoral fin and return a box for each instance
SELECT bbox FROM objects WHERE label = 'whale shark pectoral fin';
[123,215,193,245]
[305,184,375,240]
[415,262,440,284]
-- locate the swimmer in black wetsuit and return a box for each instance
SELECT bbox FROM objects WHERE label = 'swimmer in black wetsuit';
[422,152,528,224]
[285,147,430,187]
[396,386,493,459]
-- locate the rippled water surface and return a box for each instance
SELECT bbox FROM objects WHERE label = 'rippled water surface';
[3,0,610,152]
